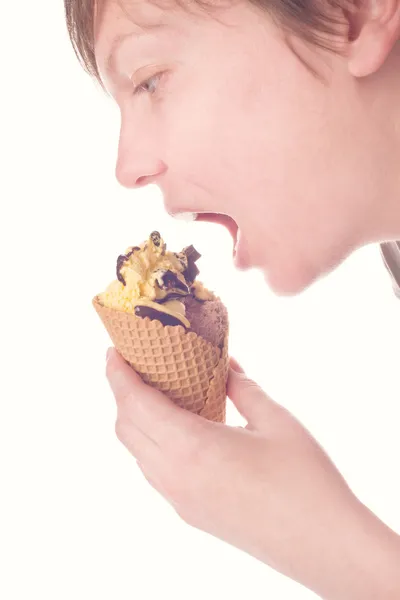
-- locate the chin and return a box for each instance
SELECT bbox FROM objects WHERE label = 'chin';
[263,262,320,296]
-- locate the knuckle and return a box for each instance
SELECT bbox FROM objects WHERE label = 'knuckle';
[241,378,261,394]
[114,418,127,443]
[117,389,135,412]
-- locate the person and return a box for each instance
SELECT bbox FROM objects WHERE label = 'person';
[64,0,400,597]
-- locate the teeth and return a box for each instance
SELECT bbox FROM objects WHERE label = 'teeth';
[173,212,198,222]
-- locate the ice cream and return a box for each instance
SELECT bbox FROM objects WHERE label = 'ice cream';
[93,232,229,422]
[99,231,217,331]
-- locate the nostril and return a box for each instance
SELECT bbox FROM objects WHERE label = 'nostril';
[136,170,167,187]
[136,175,148,187]
[115,159,167,189]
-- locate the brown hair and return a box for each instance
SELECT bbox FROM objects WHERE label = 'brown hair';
[64,0,347,85]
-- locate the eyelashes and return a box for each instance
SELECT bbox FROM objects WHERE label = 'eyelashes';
[132,71,165,97]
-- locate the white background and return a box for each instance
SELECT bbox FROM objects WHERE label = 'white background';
[1,2,399,598]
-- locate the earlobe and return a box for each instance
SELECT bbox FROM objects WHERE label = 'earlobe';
[346,0,400,77]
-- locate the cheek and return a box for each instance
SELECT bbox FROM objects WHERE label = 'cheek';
[162,75,274,215]
[162,43,367,276]
[162,81,241,187]
[164,43,317,192]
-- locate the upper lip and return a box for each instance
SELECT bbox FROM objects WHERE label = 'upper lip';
[165,206,195,218]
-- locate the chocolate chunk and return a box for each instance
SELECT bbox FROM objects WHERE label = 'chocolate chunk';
[184,262,200,284]
[150,231,161,247]
[134,305,186,328]
[116,247,140,286]
[184,245,201,263]
[150,231,167,254]
[182,245,201,284]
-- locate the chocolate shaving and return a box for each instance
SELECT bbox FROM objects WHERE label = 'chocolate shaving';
[116,255,127,285]
[161,270,189,293]
[134,305,186,328]
[116,247,140,286]
[157,292,189,304]
[154,270,190,303]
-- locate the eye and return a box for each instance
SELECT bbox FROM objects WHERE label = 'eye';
[133,73,162,96]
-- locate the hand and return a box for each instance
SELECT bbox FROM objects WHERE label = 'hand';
[106,348,400,600]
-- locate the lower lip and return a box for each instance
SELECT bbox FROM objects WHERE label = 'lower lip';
[233,229,250,270]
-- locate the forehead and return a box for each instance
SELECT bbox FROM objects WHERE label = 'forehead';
[95,1,168,61]
[94,0,234,88]
[94,0,208,66]
[95,0,172,37]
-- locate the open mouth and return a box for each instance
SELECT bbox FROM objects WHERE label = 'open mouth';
[167,209,242,261]
[194,213,239,247]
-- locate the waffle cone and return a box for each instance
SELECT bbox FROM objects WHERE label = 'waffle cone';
[93,296,229,422]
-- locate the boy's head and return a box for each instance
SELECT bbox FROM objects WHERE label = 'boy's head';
[65,0,400,293]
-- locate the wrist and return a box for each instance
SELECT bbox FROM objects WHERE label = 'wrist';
[315,495,400,600]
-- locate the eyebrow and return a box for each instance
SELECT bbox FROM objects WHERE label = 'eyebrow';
[105,32,137,75]
[105,24,166,75]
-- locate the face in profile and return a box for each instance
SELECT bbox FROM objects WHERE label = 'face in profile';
[94,0,397,294]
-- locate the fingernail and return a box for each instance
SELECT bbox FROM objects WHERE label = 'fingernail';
[230,357,245,373]
[106,347,114,362]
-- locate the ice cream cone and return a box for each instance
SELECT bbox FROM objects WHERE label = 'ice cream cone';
[93,296,229,422]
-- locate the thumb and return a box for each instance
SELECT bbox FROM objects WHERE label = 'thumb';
[227,358,282,430]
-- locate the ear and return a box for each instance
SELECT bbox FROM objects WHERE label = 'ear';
[346,0,400,77]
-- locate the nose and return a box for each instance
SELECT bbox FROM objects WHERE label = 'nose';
[115,126,167,189]
[116,155,167,188]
